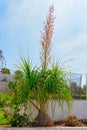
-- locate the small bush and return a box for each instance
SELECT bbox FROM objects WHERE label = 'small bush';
[81,95,86,99]
[73,95,86,100]
[11,112,29,127]
[64,116,80,126]
[14,70,23,80]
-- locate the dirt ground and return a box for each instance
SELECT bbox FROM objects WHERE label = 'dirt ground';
[0,120,87,128]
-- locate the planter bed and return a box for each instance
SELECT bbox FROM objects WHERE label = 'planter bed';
[0,127,87,130]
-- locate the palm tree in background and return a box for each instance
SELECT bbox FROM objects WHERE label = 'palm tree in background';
[0,50,6,70]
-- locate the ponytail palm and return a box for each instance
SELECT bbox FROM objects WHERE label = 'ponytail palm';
[12,5,72,127]
[15,54,72,126]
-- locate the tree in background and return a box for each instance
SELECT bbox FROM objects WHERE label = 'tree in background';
[81,85,86,99]
[0,50,6,70]
[70,82,81,98]
[1,68,10,74]
[81,85,86,95]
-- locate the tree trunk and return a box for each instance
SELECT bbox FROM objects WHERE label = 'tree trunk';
[32,103,54,127]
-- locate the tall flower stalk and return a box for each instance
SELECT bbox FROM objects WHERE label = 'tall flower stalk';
[40,5,55,69]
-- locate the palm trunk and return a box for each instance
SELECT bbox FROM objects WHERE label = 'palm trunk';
[32,103,54,126]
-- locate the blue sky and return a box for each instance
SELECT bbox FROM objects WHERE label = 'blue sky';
[0,0,87,77]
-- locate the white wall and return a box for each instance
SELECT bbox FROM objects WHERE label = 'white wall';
[0,74,87,122]
[0,74,14,82]
[69,100,87,120]
[26,100,87,122]
[0,74,14,92]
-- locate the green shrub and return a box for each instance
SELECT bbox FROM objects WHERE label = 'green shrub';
[81,95,86,99]
[1,77,7,82]
[64,116,80,126]
[0,109,10,125]
[0,93,9,108]
[11,113,29,127]
[14,70,23,80]
[73,95,86,100]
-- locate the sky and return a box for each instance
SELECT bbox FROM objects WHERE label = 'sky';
[0,0,87,84]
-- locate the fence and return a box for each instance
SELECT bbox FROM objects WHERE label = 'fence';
[0,71,87,99]
[69,72,86,99]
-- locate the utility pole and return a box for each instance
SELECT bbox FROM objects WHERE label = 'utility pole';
[85,73,87,100]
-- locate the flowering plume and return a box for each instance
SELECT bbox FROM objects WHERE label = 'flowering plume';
[40,5,55,69]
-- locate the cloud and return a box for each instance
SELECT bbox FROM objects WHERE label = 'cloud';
[5,0,54,27]
[58,33,87,50]
[2,0,87,38]
[53,33,87,73]
[54,0,87,41]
